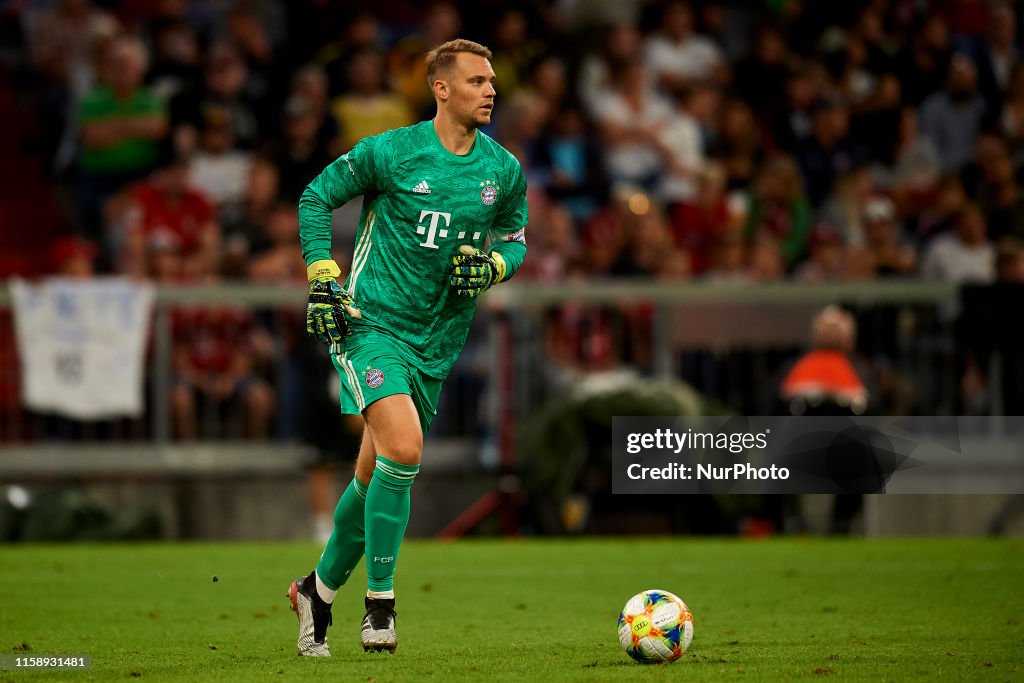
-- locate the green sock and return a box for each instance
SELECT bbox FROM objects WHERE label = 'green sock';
[365,456,419,592]
[315,477,368,590]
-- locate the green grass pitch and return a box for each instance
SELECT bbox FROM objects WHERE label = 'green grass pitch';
[1,538,1022,681]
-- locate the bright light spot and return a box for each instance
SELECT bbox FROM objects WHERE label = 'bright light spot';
[628,192,650,216]
[7,485,30,509]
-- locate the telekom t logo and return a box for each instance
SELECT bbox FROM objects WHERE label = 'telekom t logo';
[416,210,450,249]
[416,210,482,248]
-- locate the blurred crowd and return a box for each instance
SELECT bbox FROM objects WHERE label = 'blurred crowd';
[11,0,1024,288]
[8,0,1024,436]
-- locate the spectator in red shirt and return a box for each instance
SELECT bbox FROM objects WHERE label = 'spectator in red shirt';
[795,223,846,283]
[670,161,732,274]
[170,301,274,440]
[781,305,869,415]
[50,236,98,278]
[149,247,274,440]
[780,305,874,534]
[117,154,220,278]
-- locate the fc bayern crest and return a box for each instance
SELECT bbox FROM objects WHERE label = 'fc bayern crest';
[365,368,385,389]
[480,180,500,205]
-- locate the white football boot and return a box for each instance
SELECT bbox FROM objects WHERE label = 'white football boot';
[287,573,332,657]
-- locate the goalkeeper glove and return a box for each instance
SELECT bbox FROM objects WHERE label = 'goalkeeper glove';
[449,245,508,298]
[306,259,361,354]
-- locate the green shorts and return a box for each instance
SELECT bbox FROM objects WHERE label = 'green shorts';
[331,333,444,434]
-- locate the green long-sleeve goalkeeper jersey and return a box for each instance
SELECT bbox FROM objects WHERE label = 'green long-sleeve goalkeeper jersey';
[299,120,529,379]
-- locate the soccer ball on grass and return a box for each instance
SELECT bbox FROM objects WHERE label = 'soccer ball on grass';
[617,589,694,663]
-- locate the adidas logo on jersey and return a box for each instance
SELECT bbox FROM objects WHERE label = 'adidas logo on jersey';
[412,181,431,194]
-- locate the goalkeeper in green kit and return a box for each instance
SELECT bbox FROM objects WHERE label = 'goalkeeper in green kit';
[287,39,528,656]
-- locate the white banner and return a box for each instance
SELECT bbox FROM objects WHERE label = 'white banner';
[10,277,154,419]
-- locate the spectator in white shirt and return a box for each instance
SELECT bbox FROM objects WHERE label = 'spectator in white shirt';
[578,21,644,115]
[921,203,995,283]
[189,105,252,208]
[656,85,707,204]
[644,0,726,97]
[591,57,674,192]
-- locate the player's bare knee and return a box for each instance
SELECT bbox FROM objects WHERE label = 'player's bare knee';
[380,445,422,466]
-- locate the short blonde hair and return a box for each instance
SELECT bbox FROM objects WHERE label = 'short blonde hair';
[425,39,493,87]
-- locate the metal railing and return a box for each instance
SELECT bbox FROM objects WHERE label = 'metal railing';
[0,279,961,449]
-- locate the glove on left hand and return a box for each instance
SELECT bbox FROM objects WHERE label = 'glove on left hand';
[449,245,507,298]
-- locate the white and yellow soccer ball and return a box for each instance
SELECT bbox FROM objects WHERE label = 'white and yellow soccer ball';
[617,589,694,663]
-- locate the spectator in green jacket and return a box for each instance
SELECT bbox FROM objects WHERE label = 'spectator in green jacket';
[75,35,168,242]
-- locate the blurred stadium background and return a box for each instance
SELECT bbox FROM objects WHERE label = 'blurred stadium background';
[1,0,1023,543]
